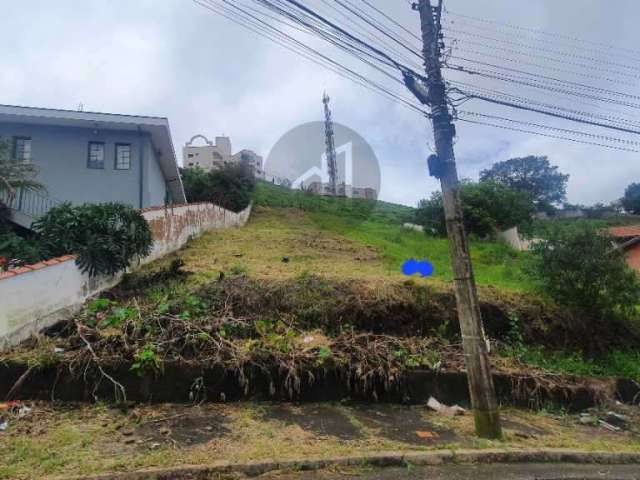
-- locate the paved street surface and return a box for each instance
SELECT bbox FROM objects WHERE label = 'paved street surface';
[262,463,640,479]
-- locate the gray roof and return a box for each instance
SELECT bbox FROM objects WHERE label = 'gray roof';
[0,104,186,204]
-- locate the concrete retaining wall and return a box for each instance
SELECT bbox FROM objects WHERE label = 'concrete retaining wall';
[0,202,252,350]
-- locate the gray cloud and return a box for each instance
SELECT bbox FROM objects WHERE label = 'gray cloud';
[1,0,637,207]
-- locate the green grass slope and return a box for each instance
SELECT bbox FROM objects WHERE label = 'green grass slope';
[254,181,531,291]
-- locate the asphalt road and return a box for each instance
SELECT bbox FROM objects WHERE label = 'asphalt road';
[261,463,640,479]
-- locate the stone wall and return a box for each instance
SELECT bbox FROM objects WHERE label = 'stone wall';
[0,202,252,350]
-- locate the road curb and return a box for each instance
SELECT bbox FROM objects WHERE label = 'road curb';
[60,449,640,480]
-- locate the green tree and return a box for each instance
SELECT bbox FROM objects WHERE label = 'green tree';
[181,163,255,212]
[528,225,640,321]
[622,182,640,214]
[480,156,569,211]
[0,138,44,200]
[415,181,535,238]
[415,192,447,236]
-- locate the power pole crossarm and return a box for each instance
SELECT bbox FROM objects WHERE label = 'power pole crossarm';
[415,0,502,439]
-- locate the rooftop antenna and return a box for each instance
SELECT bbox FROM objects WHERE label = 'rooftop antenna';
[322,91,338,196]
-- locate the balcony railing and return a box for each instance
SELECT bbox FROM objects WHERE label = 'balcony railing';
[0,187,62,220]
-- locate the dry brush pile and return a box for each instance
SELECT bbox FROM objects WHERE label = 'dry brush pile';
[8,262,637,403]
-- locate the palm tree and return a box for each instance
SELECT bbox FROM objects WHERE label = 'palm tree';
[0,139,44,203]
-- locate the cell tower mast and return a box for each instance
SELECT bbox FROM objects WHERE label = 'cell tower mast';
[322,92,338,196]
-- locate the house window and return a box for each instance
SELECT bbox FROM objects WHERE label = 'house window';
[115,143,131,170]
[13,137,31,162]
[87,141,105,169]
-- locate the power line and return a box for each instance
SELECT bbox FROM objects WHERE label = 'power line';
[458,110,640,147]
[461,90,640,135]
[332,0,423,59]
[444,16,640,65]
[447,56,640,101]
[449,47,635,86]
[445,9,640,58]
[444,26,640,69]
[359,0,422,43]
[315,0,423,70]
[196,0,640,156]
[193,0,427,114]
[449,65,640,110]
[449,81,640,128]
[253,0,422,74]
[448,37,640,80]
[458,118,640,153]
[215,0,404,80]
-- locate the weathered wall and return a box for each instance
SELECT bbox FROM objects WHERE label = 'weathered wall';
[498,226,541,252]
[0,255,122,350]
[0,202,252,350]
[141,202,252,262]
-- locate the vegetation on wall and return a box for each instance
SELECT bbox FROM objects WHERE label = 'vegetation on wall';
[32,202,153,276]
[415,181,535,238]
[0,231,44,267]
[181,163,255,212]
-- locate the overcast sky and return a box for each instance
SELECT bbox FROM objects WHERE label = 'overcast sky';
[2,0,639,207]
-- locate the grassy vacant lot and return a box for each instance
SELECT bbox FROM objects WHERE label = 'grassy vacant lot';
[4,181,639,396]
[178,205,529,292]
[2,184,640,480]
[251,181,531,291]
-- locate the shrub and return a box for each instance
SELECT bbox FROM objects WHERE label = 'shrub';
[0,201,10,233]
[33,202,153,276]
[181,163,255,212]
[528,224,640,321]
[622,182,640,214]
[0,231,44,266]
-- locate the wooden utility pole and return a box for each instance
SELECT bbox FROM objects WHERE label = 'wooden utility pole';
[415,0,502,439]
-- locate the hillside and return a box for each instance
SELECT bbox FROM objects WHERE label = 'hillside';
[3,183,639,414]
[252,181,531,291]
[253,180,415,224]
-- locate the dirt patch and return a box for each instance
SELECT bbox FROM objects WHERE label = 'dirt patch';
[262,404,362,440]
[134,404,230,447]
[349,404,457,446]
[501,419,549,438]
